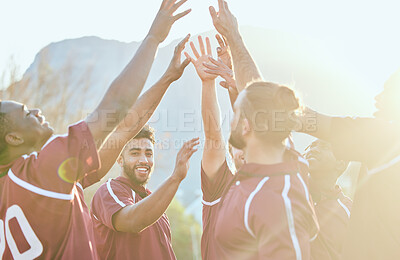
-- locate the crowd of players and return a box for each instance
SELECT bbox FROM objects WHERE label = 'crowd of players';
[1,0,399,259]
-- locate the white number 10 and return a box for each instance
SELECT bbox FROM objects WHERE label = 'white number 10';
[0,205,43,259]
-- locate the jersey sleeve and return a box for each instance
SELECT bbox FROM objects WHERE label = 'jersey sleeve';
[91,180,134,230]
[327,117,400,168]
[19,121,100,194]
[201,159,234,203]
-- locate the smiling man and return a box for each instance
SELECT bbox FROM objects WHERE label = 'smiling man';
[90,126,199,259]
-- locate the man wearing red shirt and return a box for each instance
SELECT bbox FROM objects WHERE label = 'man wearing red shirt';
[208,1,400,259]
[91,126,198,259]
[186,31,318,259]
[305,139,352,260]
[0,0,190,258]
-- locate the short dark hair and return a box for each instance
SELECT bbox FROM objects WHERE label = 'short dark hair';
[133,125,156,144]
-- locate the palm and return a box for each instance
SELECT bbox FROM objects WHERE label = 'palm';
[185,36,217,82]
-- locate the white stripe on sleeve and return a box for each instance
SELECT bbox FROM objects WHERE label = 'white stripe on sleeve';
[106,179,126,207]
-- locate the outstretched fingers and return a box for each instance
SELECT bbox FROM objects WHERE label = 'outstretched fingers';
[189,41,200,59]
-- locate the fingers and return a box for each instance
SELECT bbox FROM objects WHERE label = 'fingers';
[174,9,192,21]
[209,56,228,69]
[203,62,219,70]
[220,81,229,89]
[215,34,225,48]
[189,41,200,59]
[204,69,222,76]
[180,57,191,70]
[198,36,206,56]
[209,6,218,21]
[176,34,190,53]
[206,37,212,56]
[171,0,187,12]
[218,0,224,11]
[184,52,194,63]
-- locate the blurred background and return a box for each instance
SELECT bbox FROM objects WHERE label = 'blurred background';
[1,0,400,259]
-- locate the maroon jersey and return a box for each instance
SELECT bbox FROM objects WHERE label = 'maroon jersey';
[201,150,319,260]
[0,121,100,259]
[327,117,400,260]
[310,185,352,260]
[90,176,176,259]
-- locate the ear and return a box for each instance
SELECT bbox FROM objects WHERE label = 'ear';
[335,160,347,174]
[5,132,24,146]
[117,155,124,167]
[242,118,252,136]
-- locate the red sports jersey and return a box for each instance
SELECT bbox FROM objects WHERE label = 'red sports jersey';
[90,176,176,259]
[327,117,400,260]
[310,185,352,260]
[0,121,100,259]
[201,150,319,260]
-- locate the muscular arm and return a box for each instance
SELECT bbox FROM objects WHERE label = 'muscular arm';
[201,80,226,182]
[185,36,226,181]
[93,36,191,182]
[209,0,262,92]
[85,0,191,150]
[113,138,199,233]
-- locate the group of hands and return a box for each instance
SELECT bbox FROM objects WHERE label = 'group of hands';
[145,0,241,181]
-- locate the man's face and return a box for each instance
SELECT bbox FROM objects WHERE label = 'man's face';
[0,101,53,149]
[304,140,339,178]
[229,93,247,150]
[120,138,154,186]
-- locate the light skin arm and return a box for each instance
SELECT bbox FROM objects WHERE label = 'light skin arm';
[85,0,191,150]
[113,138,199,233]
[209,0,262,92]
[185,36,226,181]
[94,36,191,181]
[298,107,332,140]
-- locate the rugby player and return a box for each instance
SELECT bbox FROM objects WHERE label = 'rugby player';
[0,0,190,258]
[305,139,352,260]
[91,126,198,259]
[186,34,318,259]
[209,0,400,259]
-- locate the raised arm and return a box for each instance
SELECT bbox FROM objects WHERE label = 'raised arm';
[185,36,225,181]
[85,0,191,149]
[209,0,262,92]
[90,36,191,184]
[113,138,199,233]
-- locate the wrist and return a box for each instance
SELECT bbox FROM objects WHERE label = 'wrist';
[145,34,162,44]
[169,173,183,184]
[202,79,216,85]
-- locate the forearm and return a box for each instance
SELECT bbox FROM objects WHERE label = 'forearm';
[202,80,223,142]
[298,107,332,140]
[201,80,226,180]
[95,76,172,180]
[114,175,182,233]
[225,32,262,92]
[96,35,160,121]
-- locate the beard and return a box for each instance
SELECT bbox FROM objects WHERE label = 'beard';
[123,163,151,186]
[229,127,246,150]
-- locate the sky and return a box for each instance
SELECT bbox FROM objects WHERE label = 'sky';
[1,0,400,90]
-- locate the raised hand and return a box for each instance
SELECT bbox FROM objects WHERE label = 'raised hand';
[163,34,191,82]
[148,0,192,43]
[204,57,237,94]
[215,34,232,69]
[184,36,217,82]
[172,138,200,181]
[209,0,239,39]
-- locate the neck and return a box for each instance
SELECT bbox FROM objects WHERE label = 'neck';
[0,146,36,165]
[244,138,286,165]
